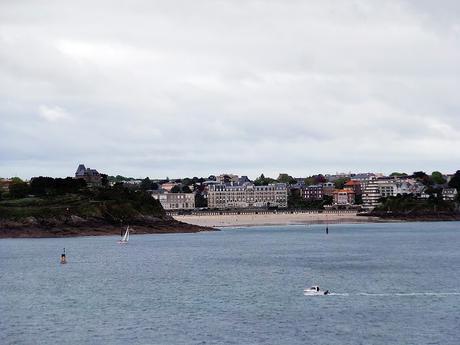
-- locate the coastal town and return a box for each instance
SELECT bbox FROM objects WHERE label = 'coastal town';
[1,164,459,216]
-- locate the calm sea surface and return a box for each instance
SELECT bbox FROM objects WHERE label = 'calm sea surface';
[1,222,460,345]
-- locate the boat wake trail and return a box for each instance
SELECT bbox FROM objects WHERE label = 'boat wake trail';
[357,292,460,297]
[327,293,350,296]
[320,292,460,297]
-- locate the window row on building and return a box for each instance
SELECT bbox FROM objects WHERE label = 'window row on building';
[207,183,288,209]
[152,192,195,210]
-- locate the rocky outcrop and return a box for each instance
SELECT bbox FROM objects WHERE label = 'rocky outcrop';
[0,214,217,238]
[359,210,460,221]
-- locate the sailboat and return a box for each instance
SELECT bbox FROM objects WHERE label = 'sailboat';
[117,226,130,244]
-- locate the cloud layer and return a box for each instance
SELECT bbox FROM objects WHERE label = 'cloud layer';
[1,0,459,179]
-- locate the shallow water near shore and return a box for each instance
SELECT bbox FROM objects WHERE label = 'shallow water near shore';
[1,222,460,344]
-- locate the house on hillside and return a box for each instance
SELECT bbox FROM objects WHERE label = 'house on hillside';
[75,164,102,185]
[0,178,13,192]
[160,181,180,192]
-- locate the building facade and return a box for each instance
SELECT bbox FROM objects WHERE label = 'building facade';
[152,192,195,210]
[207,183,288,209]
[0,178,13,192]
[301,184,324,200]
[442,188,458,201]
[75,164,102,185]
[344,180,362,195]
[160,182,180,192]
[321,182,335,196]
[362,178,426,209]
[333,189,356,205]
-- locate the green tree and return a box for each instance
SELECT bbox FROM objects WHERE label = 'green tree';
[413,171,431,186]
[448,170,460,192]
[413,171,428,179]
[254,173,276,186]
[182,178,192,186]
[9,180,30,198]
[170,185,181,193]
[277,173,297,185]
[304,175,326,186]
[11,177,24,183]
[304,176,315,185]
[195,193,207,208]
[182,185,192,193]
[431,171,446,185]
[390,172,407,177]
[334,177,350,189]
[140,177,154,191]
[101,174,109,187]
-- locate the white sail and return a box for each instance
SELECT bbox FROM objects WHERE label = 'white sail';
[121,226,129,242]
[117,226,130,244]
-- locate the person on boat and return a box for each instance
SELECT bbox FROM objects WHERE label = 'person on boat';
[316,286,319,292]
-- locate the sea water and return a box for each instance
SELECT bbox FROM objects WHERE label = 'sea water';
[1,222,459,345]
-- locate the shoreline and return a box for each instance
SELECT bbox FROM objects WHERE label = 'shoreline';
[0,220,217,239]
[173,212,383,228]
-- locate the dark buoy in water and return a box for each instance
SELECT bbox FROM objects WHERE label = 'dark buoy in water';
[60,248,67,264]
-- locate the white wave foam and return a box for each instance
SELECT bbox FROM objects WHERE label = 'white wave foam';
[305,292,460,297]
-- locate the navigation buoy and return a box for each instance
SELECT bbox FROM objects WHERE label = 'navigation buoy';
[60,248,67,264]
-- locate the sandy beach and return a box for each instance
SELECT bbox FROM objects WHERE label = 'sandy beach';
[174,212,380,228]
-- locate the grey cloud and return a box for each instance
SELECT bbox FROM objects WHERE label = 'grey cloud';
[1,0,459,178]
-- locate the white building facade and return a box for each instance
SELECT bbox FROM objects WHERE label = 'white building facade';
[362,178,426,210]
[152,192,195,210]
[442,188,458,201]
[207,183,288,209]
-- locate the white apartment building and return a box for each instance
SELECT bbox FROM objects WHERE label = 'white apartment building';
[152,192,195,210]
[207,183,288,209]
[442,188,458,201]
[362,178,426,210]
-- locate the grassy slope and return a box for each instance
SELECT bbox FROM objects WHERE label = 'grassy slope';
[0,188,216,237]
[0,188,165,223]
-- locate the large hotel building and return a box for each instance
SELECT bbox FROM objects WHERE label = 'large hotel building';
[152,192,195,210]
[207,183,288,209]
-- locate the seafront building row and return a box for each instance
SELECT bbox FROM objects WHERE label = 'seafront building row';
[66,165,458,211]
[5,165,457,212]
[71,166,456,210]
[152,177,458,211]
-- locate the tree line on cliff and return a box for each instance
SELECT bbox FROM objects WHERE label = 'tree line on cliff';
[0,177,165,223]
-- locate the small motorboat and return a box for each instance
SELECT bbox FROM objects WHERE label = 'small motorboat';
[304,285,329,295]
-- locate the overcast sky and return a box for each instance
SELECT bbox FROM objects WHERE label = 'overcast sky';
[1,0,459,179]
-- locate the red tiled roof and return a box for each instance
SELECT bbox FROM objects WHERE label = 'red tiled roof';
[344,180,360,186]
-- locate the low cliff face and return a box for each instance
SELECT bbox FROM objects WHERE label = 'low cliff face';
[0,216,215,238]
[359,210,460,222]
[0,188,216,238]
